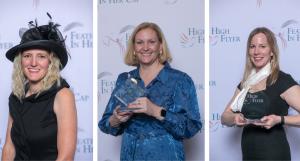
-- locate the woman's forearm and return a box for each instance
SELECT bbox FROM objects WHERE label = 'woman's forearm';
[221,111,237,126]
[283,115,300,127]
[1,143,15,161]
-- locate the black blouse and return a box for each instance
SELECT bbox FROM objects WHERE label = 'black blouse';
[238,71,298,160]
[9,79,70,161]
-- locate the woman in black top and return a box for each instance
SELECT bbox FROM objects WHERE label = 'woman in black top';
[221,27,300,160]
[2,13,77,161]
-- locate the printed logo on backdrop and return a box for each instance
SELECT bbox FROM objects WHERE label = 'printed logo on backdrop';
[99,0,139,5]
[103,25,135,54]
[210,112,222,132]
[32,0,40,8]
[77,137,93,154]
[63,22,93,49]
[195,83,203,92]
[97,72,204,101]
[98,72,115,102]
[0,35,14,50]
[20,2,92,49]
[257,0,263,7]
[180,28,204,48]
[210,27,241,46]
[210,112,234,132]
[16,22,92,50]
[209,80,227,133]
[70,87,90,102]
[164,0,178,5]
[70,88,92,155]
[276,19,299,49]
[194,80,215,92]
[209,80,216,88]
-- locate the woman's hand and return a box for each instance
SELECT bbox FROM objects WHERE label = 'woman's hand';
[127,97,163,119]
[233,113,247,126]
[253,114,281,129]
[222,88,247,127]
[109,106,133,127]
[2,115,15,161]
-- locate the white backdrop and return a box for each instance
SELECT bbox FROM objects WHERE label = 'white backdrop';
[98,0,204,161]
[210,0,300,160]
[0,0,93,160]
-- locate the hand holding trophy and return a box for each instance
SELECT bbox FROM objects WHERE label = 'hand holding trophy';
[114,75,145,111]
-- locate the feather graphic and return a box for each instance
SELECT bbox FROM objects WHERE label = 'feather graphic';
[119,25,135,34]
[210,120,221,132]
[78,127,84,132]
[210,35,219,46]
[98,72,112,79]
[165,0,178,5]
[257,0,262,7]
[281,20,298,28]
[63,22,83,32]
[278,32,287,49]
[180,33,189,43]
[180,33,194,47]
[32,0,40,8]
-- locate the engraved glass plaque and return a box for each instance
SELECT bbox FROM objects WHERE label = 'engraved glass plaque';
[245,118,264,124]
[114,77,145,111]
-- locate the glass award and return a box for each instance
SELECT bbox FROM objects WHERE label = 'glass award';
[245,118,264,124]
[114,77,145,111]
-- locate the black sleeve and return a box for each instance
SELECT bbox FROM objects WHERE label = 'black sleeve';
[276,71,298,94]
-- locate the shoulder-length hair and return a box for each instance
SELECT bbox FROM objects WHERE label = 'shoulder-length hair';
[241,27,280,87]
[124,22,172,66]
[12,52,61,100]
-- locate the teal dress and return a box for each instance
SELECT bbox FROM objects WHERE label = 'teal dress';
[99,63,202,161]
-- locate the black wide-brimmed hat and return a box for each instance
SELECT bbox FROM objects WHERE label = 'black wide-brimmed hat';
[6,13,68,69]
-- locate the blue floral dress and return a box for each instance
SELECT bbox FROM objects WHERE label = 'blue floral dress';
[99,63,202,161]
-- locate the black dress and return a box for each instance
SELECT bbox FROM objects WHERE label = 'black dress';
[9,79,70,161]
[240,71,297,161]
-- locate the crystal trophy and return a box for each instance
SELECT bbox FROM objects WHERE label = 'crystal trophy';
[114,77,145,111]
[245,118,264,124]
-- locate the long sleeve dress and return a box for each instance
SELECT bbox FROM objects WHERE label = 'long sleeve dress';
[99,63,202,161]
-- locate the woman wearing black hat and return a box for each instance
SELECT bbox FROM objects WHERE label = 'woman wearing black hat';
[2,14,77,161]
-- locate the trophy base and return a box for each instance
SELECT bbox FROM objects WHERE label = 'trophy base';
[245,118,263,124]
[120,107,143,112]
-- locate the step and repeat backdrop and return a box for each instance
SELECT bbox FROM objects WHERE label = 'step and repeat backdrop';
[210,0,300,160]
[0,0,93,160]
[98,0,204,161]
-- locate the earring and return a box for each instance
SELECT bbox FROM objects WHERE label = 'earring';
[133,51,136,56]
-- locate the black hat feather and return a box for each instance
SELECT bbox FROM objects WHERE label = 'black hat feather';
[6,13,68,69]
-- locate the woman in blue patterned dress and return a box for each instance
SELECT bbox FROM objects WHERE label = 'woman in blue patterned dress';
[99,22,202,161]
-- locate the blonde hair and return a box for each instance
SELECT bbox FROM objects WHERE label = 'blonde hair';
[241,27,280,87]
[12,52,62,100]
[124,22,172,66]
